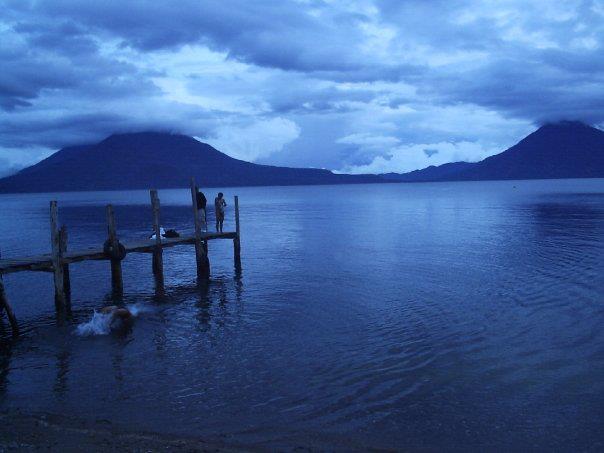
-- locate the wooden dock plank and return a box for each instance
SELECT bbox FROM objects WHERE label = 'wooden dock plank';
[0,232,237,274]
[0,257,54,273]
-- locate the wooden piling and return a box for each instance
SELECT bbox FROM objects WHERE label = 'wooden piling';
[0,250,19,336]
[106,205,123,295]
[150,190,164,288]
[234,195,241,268]
[50,201,66,310]
[190,178,210,280]
[59,226,71,307]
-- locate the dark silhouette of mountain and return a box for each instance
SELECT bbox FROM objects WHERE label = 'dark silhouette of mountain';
[0,132,382,193]
[452,121,604,180]
[385,121,604,182]
[381,162,475,182]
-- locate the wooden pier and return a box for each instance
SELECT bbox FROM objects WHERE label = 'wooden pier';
[0,178,241,336]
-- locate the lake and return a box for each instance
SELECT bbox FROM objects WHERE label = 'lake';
[1,180,603,450]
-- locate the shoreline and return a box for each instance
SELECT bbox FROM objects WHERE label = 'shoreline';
[0,410,239,452]
[0,409,378,451]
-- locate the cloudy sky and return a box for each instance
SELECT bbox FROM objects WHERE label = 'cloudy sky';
[1,0,603,176]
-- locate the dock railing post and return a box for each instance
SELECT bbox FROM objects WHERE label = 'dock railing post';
[234,195,241,268]
[190,178,210,280]
[106,205,124,295]
[150,189,164,288]
[59,225,71,309]
[0,250,19,336]
[50,201,66,310]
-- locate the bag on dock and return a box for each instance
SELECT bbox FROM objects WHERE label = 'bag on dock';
[149,227,180,239]
[163,229,180,238]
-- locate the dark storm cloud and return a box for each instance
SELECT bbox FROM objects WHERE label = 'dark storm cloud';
[421,49,604,124]
[0,41,78,110]
[0,17,159,113]
[1,103,219,150]
[372,0,604,123]
[9,0,424,84]
[19,0,374,73]
[309,64,425,83]
[13,20,98,55]
[1,112,128,149]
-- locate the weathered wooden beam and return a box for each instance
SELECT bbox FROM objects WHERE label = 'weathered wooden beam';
[0,250,19,336]
[0,257,54,274]
[234,195,241,268]
[0,233,237,275]
[50,201,66,310]
[190,178,210,280]
[59,225,71,308]
[150,189,164,289]
[106,205,123,295]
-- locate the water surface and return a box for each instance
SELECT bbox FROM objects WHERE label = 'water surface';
[0,180,603,450]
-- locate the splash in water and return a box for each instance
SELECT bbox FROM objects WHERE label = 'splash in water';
[76,311,113,336]
[75,303,150,336]
[127,303,150,317]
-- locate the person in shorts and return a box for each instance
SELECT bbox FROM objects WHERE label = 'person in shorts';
[214,192,227,232]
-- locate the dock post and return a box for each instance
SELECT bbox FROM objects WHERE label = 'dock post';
[190,178,210,280]
[50,201,66,310]
[59,226,71,309]
[106,205,124,295]
[0,251,19,336]
[234,195,241,268]
[150,190,164,288]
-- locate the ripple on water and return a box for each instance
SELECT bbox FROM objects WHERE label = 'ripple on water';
[1,182,604,450]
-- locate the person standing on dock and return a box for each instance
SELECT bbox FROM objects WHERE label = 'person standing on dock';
[195,186,207,231]
[214,192,227,233]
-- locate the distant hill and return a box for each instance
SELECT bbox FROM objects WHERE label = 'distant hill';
[0,132,382,193]
[385,121,604,182]
[452,121,604,181]
[381,162,475,182]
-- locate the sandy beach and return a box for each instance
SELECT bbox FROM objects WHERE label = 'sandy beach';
[0,411,237,452]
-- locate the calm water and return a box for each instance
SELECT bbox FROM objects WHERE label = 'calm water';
[0,180,603,450]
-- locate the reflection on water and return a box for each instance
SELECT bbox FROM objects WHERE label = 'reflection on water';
[0,343,10,397]
[53,349,70,400]
[0,180,604,450]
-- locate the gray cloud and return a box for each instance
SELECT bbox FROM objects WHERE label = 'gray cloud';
[21,0,374,72]
[0,156,23,177]
[0,17,159,114]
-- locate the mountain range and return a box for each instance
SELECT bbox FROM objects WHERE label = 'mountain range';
[0,132,381,193]
[383,121,604,182]
[0,121,603,193]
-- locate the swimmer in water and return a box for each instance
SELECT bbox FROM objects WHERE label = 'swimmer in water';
[99,305,133,327]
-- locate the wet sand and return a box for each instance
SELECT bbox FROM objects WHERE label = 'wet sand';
[0,411,237,452]
[0,410,377,451]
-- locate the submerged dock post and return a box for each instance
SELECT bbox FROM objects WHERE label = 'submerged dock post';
[59,225,71,308]
[106,205,124,295]
[50,201,66,310]
[150,190,164,288]
[190,178,210,280]
[234,195,241,268]
[0,250,19,336]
